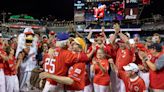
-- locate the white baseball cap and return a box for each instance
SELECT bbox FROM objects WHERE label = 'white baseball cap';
[23,28,34,35]
[129,39,135,44]
[123,63,139,72]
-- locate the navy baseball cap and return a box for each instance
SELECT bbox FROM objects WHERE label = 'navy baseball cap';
[56,32,69,41]
[148,43,162,52]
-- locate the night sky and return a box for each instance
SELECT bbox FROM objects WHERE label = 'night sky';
[0,0,74,20]
[0,0,163,21]
[140,0,164,19]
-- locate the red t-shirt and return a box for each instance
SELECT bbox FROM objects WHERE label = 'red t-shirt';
[119,70,146,92]
[43,48,89,85]
[66,62,86,90]
[93,59,110,86]
[149,52,164,89]
[4,56,16,75]
[0,49,6,69]
[116,48,133,70]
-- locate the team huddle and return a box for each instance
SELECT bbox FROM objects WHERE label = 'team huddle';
[0,24,164,92]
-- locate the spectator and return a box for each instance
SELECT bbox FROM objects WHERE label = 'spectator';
[152,33,163,45]
[139,43,164,92]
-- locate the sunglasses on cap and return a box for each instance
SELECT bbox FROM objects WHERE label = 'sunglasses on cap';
[26,40,33,43]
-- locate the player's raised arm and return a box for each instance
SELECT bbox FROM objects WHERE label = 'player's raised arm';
[87,27,93,40]
[110,23,120,45]
[101,26,107,40]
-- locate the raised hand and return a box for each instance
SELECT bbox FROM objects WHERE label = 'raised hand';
[113,23,120,34]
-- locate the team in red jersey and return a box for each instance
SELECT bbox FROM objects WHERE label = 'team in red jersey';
[0,46,6,92]
[66,62,86,91]
[90,48,110,92]
[40,37,92,92]
[0,45,19,92]
[0,22,164,92]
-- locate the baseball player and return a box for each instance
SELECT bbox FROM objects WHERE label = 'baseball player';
[0,34,6,92]
[0,46,19,92]
[0,47,6,92]
[91,49,110,92]
[39,36,91,92]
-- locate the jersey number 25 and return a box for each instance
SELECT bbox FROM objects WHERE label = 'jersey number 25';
[44,58,55,73]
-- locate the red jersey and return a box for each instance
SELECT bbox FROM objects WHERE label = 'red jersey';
[43,48,89,85]
[4,56,16,75]
[0,49,6,69]
[149,52,164,89]
[93,59,110,86]
[116,48,133,70]
[88,44,113,58]
[119,70,146,92]
[66,62,86,90]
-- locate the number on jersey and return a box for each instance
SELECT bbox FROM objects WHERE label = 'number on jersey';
[44,58,56,73]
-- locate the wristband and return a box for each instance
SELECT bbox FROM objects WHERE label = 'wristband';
[143,57,148,62]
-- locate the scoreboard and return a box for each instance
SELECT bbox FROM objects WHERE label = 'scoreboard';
[74,0,140,22]
[125,0,139,20]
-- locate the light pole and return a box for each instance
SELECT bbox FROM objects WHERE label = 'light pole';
[1,12,6,23]
[1,11,12,23]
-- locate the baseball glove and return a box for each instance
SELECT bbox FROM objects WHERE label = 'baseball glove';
[30,67,46,89]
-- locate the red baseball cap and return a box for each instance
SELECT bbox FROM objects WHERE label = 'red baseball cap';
[49,31,55,35]
[95,33,104,38]
[136,43,147,51]
[117,39,124,43]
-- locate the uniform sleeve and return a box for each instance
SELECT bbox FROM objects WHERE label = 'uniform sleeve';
[118,70,129,86]
[79,52,89,63]
[155,54,164,70]
[64,51,79,66]
[68,67,82,82]
[65,51,88,66]
[87,46,92,54]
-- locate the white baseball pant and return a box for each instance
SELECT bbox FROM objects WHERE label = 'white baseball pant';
[0,69,5,92]
[5,75,19,92]
[42,81,64,92]
[84,84,93,92]
[93,83,109,92]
